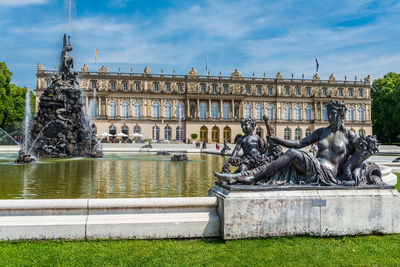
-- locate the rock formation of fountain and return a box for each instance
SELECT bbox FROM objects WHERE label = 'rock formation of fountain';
[26,34,102,158]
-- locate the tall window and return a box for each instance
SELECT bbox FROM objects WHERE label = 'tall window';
[306,88,311,96]
[121,101,129,118]
[267,105,274,120]
[349,88,353,97]
[322,107,328,121]
[268,87,273,95]
[164,102,172,119]
[109,125,116,135]
[123,82,128,91]
[89,100,97,117]
[154,83,159,91]
[91,81,96,89]
[166,83,171,92]
[257,87,262,94]
[111,81,116,90]
[152,102,160,118]
[359,89,363,97]
[135,83,140,91]
[296,88,300,95]
[246,86,251,94]
[322,88,327,96]
[305,128,312,137]
[134,125,141,134]
[152,125,160,140]
[164,126,172,140]
[176,102,183,119]
[133,102,141,118]
[212,85,217,93]
[359,129,365,137]
[348,107,354,122]
[176,126,183,141]
[358,107,365,122]
[201,84,206,93]
[122,125,129,135]
[256,104,263,120]
[224,85,229,93]
[284,105,291,121]
[178,84,183,92]
[295,128,302,140]
[294,105,301,121]
[284,127,291,140]
[200,102,207,119]
[223,103,230,119]
[244,104,252,118]
[285,87,290,95]
[305,105,312,121]
[211,102,219,119]
[108,101,117,118]
[339,89,343,96]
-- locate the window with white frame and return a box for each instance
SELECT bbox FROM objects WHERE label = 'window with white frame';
[166,83,171,92]
[211,102,219,119]
[256,104,263,120]
[257,87,262,94]
[134,125,141,134]
[296,88,300,95]
[121,101,129,118]
[358,107,365,122]
[178,84,183,92]
[176,102,184,119]
[133,102,141,118]
[200,102,207,119]
[108,101,117,118]
[359,89,363,97]
[164,102,172,119]
[284,105,291,121]
[295,128,302,140]
[111,82,116,90]
[224,84,229,93]
[123,82,128,91]
[322,107,328,121]
[135,83,140,91]
[244,104,252,118]
[246,86,251,94]
[176,126,183,141]
[90,100,97,117]
[201,84,206,93]
[339,89,343,96]
[223,103,230,119]
[268,87,273,95]
[212,85,217,93]
[267,105,274,120]
[306,87,311,96]
[294,105,301,121]
[164,126,172,140]
[154,83,159,91]
[285,87,290,95]
[348,107,354,122]
[152,125,160,140]
[284,127,291,140]
[349,88,353,97]
[91,81,96,89]
[322,88,327,96]
[305,105,312,121]
[358,128,365,137]
[305,128,312,137]
[152,102,160,118]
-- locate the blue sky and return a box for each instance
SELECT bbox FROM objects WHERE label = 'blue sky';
[0,0,399,89]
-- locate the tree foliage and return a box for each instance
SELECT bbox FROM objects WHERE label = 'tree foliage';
[0,62,35,135]
[371,72,400,143]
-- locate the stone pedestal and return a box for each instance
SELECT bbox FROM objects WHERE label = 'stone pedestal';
[209,184,400,239]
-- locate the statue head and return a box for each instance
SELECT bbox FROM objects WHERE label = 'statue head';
[240,118,256,135]
[325,101,347,131]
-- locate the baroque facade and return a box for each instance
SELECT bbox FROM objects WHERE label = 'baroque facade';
[35,63,372,143]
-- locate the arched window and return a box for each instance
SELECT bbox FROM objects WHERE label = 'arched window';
[284,127,291,140]
[256,127,263,138]
[89,99,97,117]
[134,125,141,134]
[322,107,328,121]
[305,105,312,121]
[295,128,302,140]
[121,101,129,118]
[267,105,274,120]
[109,125,116,135]
[152,102,160,118]
[152,125,160,140]
[348,107,354,122]
[244,104,252,118]
[164,102,172,119]
[358,107,365,122]
[133,102,141,118]
[358,128,365,137]
[121,125,129,136]
[176,102,184,119]
[108,101,117,118]
[294,105,301,121]
[284,105,291,121]
[164,126,172,140]
[256,104,263,120]
[199,102,207,119]
[176,126,183,141]
[200,126,208,142]
[305,128,312,137]
[223,103,230,119]
[211,102,219,119]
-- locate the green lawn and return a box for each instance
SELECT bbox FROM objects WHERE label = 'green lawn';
[0,175,399,266]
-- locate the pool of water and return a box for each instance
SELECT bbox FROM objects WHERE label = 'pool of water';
[0,153,225,199]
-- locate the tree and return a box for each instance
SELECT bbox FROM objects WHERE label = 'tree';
[0,62,35,137]
[191,133,198,140]
[371,72,400,143]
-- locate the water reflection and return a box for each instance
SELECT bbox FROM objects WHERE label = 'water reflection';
[0,153,225,199]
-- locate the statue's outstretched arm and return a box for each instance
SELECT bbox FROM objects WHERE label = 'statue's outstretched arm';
[269,128,322,149]
[231,141,242,157]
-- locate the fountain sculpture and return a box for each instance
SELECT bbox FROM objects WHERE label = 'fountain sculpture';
[21,34,102,159]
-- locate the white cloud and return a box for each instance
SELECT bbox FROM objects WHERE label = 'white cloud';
[0,0,49,7]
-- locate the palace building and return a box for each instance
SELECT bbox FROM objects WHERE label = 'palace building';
[35,63,372,143]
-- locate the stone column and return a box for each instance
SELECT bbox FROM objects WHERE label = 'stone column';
[320,102,323,120]
[220,99,223,119]
[252,102,256,119]
[98,97,102,116]
[117,98,121,117]
[197,99,200,119]
[231,100,235,119]
[160,100,164,118]
[186,99,190,118]
[172,100,176,119]
[208,99,211,119]
[147,99,151,118]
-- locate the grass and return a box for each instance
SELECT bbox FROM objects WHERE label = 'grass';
[0,175,399,266]
[1,235,400,267]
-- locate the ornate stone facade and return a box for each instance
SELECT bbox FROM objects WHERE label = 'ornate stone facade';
[36,65,372,143]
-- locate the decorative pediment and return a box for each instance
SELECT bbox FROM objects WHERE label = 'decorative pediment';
[231,69,242,79]
[187,82,198,93]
